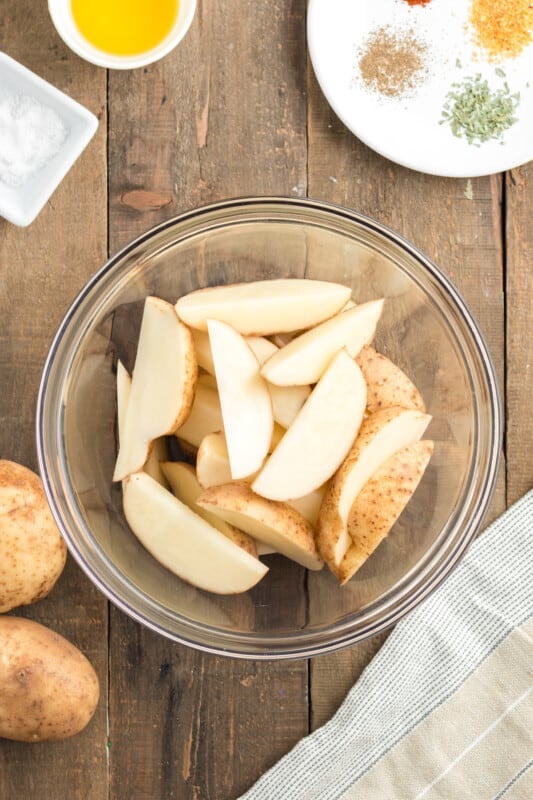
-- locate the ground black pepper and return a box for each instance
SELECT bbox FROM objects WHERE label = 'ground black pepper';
[357,27,428,98]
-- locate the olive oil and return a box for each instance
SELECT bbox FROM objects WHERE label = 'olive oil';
[71,0,179,57]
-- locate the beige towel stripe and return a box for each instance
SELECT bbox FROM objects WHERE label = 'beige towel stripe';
[342,620,533,800]
[415,689,531,800]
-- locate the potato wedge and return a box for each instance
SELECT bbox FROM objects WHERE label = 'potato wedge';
[123,472,268,594]
[175,381,224,449]
[143,437,170,487]
[191,328,215,374]
[116,360,169,488]
[356,345,425,413]
[196,431,233,488]
[336,441,434,584]
[196,425,286,491]
[247,336,311,428]
[208,319,273,480]
[161,461,257,557]
[192,330,310,429]
[252,350,367,501]
[197,482,323,571]
[197,372,218,391]
[287,485,326,528]
[261,299,384,386]
[116,359,130,435]
[113,297,197,481]
[175,279,352,335]
[317,407,432,570]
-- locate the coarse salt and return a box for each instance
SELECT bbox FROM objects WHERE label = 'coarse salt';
[0,92,68,187]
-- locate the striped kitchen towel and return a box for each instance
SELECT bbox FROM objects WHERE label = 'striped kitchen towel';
[239,490,533,800]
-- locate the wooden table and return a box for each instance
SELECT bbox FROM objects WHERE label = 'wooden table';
[1,3,531,798]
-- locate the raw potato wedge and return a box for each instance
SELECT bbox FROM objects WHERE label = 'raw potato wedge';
[246,336,311,428]
[252,350,367,501]
[191,328,215,374]
[317,407,432,570]
[192,332,310,428]
[113,297,197,481]
[175,279,352,335]
[287,485,326,528]
[336,441,434,584]
[196,431,233,488]
[175,381,224,449]
[144,437,170,487]
[269,298,354,352]
[123,472,268,594]
[116,361,168,488]
[116,359,130,435]
[161,461,257,557]
[197,482,323,571]
[356,345,425,413]
[197,328,312,429]
[196,425,286,489]
[208,319,273,479]
[197,372,218,391]
[261,299,384,386]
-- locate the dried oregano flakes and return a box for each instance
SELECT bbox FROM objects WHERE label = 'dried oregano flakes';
[440,73,520,145]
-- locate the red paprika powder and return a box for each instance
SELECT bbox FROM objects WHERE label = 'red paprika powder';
[402,0,432,6]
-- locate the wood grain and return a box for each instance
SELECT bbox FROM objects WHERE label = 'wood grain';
[0,2,529,798]
[107,3,309,799]
[0,3,108,798]
[505,164,533,505]
[306,65,506,727]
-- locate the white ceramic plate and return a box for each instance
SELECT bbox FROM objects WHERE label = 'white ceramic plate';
[308,0,533,177]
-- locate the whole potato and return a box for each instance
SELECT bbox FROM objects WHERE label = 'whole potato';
[0,460,67,613]
[0,616,99,742]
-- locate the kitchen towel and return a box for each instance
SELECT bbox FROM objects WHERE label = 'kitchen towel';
[239,490,533,800]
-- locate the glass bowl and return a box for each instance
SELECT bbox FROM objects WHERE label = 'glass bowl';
[36,197,501,659]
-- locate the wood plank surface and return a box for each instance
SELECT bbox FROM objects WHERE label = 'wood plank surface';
[505,163,533,505]
[0,1,531,799]
[106,3,309,799]
[306,65,506,728]
[0,3,109,798]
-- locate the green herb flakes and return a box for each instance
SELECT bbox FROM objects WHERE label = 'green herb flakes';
[440,74,520,145]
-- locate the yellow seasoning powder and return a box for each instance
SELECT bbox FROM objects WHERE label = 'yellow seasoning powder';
[470,0,533,60]
[71,0,180,57]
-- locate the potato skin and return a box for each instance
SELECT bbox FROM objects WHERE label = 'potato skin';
[337,440,434,585]
[356,345,426,413]
[0,616,99,742]
[0,460,67,613]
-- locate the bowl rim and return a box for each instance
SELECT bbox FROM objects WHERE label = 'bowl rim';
[36,195,503,659]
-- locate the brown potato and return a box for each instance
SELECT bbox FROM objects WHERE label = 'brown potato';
[0,616,99,742]
[0,460,67,613]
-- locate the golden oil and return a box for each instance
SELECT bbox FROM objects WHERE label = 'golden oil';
[71,0,180,57]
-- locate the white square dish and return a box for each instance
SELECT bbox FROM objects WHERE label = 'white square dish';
[0,51,98,226]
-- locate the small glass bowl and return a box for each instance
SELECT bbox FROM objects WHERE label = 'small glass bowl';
[36,197,502,659]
